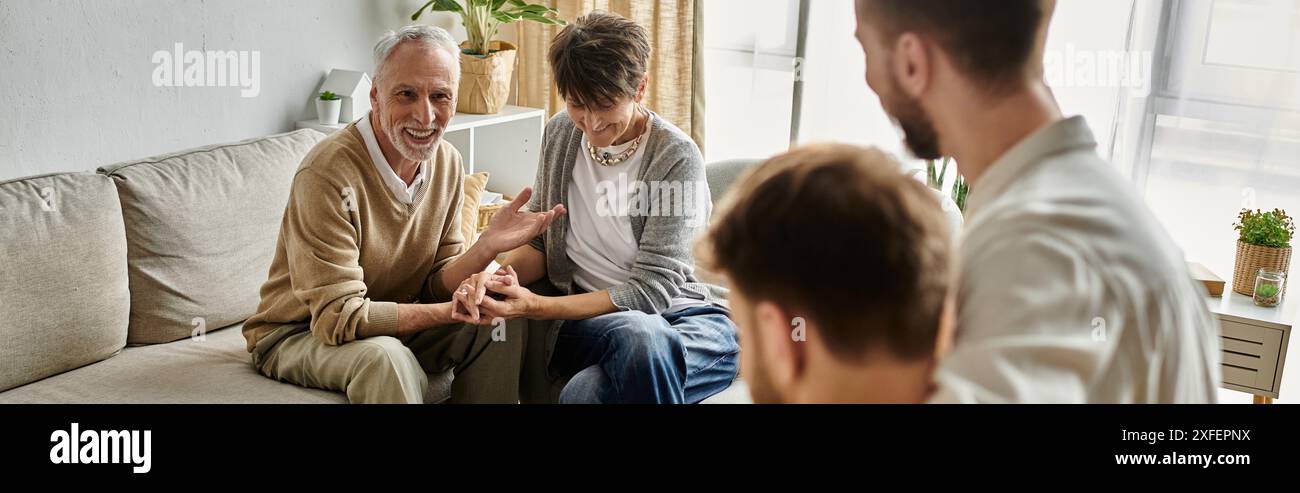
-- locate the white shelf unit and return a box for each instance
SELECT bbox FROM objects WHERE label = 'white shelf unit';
[296,105,546,195]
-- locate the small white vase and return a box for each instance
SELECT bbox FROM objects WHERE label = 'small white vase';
[317,99,342,125]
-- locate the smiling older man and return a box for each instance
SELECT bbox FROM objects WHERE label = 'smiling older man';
[242,25,565,404]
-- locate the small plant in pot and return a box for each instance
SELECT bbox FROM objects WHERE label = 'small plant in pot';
[1254,278,1283,307]
[317,91,342,125]
[412,0,565,115]
[1232,208,1294,296]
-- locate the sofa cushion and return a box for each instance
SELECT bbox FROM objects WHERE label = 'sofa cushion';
[705,158,762,207]
[695,159,763,289]
[0,173,130,392]
[97,129,328,344]
[0,322,456,404]
[701,379,751,404]
[460,171,489,245]
[0,324,344,403]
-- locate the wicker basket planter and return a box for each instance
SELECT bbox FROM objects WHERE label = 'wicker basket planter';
[476,194,512,234]
[1232,241,1291,296]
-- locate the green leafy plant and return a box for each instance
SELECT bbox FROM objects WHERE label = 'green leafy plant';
[319,91,341,101]
[1256,283,1281,299]
[1234,208,1295,248]
[926,157,950,190]
[923,158,969,214]
[950,174,969,213]
[412,0,565,57]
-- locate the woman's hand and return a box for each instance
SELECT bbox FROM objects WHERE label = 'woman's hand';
[450,272,496,325]
[479,265,544,320]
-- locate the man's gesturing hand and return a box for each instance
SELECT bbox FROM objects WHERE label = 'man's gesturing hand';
[475,187,565,254]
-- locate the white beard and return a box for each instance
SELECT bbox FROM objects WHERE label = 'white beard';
[384,119,440,162]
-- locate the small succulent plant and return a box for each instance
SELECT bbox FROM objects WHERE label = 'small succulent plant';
[1256,283,1280,299]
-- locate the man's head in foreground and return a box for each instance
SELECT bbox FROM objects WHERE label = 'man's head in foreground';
[701,144,954,403]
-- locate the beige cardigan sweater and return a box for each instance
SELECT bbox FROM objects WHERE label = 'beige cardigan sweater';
[242,123,465,351]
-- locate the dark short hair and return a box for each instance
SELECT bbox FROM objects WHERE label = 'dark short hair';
[548,10,651,107]
[859,0,1045,92]
[702,144,952,361]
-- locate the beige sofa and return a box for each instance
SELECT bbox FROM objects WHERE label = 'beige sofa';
[0,130,753,404]
[0,130,359,403]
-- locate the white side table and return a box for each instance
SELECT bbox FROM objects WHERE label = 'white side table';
[297,105,546,195]
[1207,290,1294,403]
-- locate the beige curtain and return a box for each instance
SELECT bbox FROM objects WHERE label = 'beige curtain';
[516,0,704,147]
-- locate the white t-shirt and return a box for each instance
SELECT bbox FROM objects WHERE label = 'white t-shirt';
[565,121,710,314]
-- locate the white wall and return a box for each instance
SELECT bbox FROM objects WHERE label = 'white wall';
[0,0,517,182]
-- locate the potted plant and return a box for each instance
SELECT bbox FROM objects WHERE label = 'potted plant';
[317,91,342,125]
[925,157,949,190]
[1254,275,1284,307]
[950,173,969,213]
[412,0,565,115]
[922,157,969,215]
[1231,208,1294,296]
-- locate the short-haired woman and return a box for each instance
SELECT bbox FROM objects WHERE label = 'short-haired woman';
[453,11,738,404]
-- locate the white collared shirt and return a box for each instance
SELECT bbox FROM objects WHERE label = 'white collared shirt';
[930,116,1221,403]
[356,112,426,204]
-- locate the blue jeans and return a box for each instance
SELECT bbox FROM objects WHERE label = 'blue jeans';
[550,305,740,404]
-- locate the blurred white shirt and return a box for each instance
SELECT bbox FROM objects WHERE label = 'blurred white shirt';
[930,116,1221,403]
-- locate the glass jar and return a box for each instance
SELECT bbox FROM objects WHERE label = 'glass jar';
[1253,269,1286,308]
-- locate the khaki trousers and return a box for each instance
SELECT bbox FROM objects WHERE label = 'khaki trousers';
[251,320,525,404]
